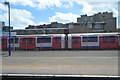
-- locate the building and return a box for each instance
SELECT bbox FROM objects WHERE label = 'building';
[77,12,116,32]
[10,12,117,35]
[67,22,106,33]
[11,22,68,35]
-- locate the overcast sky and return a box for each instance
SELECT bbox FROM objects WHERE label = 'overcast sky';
[0,0,119,29]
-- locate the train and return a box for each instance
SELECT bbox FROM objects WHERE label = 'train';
[1,33,120,50]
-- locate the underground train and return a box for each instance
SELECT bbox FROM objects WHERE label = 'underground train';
[1,33,120,50]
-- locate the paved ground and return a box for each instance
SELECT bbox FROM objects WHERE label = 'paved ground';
[1,50,119,75]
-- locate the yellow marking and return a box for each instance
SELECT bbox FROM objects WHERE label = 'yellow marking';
[0,65,117,67]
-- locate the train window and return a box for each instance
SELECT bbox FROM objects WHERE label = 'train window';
[55,37,61,43]
[28,38,33,44]
[37,38,41,43]
[87,36,98,42]
[82,36,88,42]
[2,39,4,42]
[37,37,51,43]
[2,39,4,44]
[15,38,19,43]
[110,36,115,43]
[103,36,108,43]
[82,36,98,42]
[22,38,27,44]
[72,37,78,43]
[10,38,14,43]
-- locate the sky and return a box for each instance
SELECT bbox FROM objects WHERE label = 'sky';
[0,0,120,29]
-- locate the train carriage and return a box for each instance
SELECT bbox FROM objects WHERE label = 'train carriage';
[99,34,118,49]
[81,35,99,49]
[1,33,119,50]
[20,36,36,50]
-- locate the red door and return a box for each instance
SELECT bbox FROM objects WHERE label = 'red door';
[100,35,109,49]
[72,36,80,49]
[2,37,8,50]
[109,35,118,49]
[100,35,118,49]
[27,37,35,49]
[52,36,61,49]
[20,37,35,50]
[20,37,27,49]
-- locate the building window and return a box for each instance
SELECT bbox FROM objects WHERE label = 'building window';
[91,17,93,21]
[87,24,92,28]
[95,24,101,28]
[103,16,105,18]
[108,26,112,28]
[109,20,112,23]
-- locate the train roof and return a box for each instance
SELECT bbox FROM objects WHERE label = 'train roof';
[13,34,66,37]
[68,33,119,36]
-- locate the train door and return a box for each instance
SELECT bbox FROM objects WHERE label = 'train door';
[52,36,61,49]
[20,37,27,50]
[100,35,118,49]
[72,36,80,49]
[109,35,118,49]
[20,37,35,50]
[100,35,109,48]
[2,37,7,50]
[27,37,35,49]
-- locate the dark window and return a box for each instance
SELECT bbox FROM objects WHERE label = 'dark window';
[103,16,105,18]
[37,37,51,43]
[15,38,19,43]
[82,36,88,42]
[2,39,5,44]
[2,39,4,43]
[37,38,41,43]
[83,36,98,42]
[87,36,98,42]
[103,36,108,43]
[110,36,115,43]
[10,38,14,43]
[22,38,27,44]
[55,37,61,44]
[72,37,78,43]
